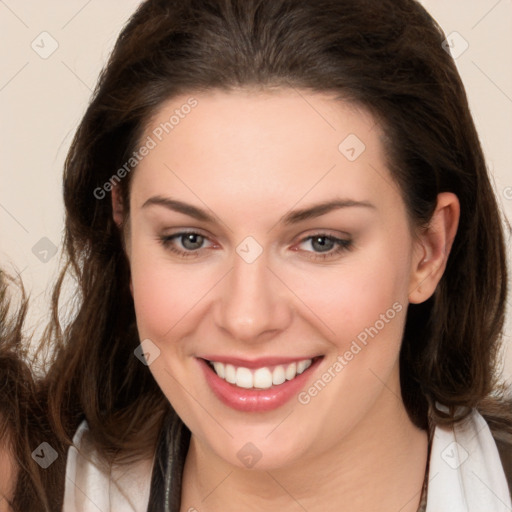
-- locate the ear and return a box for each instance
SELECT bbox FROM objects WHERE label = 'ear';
[111,184,124,227]
[111,185,133,295]
[408,192,460,304]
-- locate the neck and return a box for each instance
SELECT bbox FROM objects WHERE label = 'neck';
[180,374,428,512]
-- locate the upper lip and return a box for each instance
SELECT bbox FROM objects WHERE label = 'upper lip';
[199,355,321,369]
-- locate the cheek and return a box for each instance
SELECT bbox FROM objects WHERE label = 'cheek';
[130,259,176,339]
[287,241,411,444]
[129,240,219,342]
[289,237,411,353]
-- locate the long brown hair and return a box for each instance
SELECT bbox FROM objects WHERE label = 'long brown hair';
[0,271,64,511]
[43,0,510,493]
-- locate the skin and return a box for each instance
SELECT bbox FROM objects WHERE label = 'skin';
[0,433,16,512]
[113,88,459,512]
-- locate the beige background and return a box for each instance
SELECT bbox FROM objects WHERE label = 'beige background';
[1,1,511,381]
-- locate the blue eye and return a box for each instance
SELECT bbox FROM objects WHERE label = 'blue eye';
[159,231,353,261]
[308,235,337,252]
[177,233,205,250]
[298,234,353,260]
[159,231,211,257]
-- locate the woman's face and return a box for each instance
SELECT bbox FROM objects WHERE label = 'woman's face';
[123,88,426,469]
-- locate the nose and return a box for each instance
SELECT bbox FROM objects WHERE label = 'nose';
[213,251,292,343]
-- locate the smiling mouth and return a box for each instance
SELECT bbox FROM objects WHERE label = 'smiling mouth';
[204,357,322,390]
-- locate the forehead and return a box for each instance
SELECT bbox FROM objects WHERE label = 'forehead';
[131,88,401,220]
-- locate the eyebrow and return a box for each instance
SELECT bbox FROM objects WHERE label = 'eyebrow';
[281,199,375,224]
[141,196,375,225]
[142,196,216,222]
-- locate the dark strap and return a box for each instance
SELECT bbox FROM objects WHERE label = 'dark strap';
[147,413,171,512]
[147,411,190,512]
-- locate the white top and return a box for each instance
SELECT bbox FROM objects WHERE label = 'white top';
[426,409,511,512]
[63,410,511,512]
[63,422,154,511]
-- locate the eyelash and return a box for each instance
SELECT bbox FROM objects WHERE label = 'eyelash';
[296,234,353,260]
[158,231,353,261]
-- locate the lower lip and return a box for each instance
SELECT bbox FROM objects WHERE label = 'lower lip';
[198,357,322,412]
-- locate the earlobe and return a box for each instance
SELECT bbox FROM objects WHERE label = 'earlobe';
[408,192,460,304]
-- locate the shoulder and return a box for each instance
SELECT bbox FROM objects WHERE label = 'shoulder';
[478,396,512,497]
[427,409,512,510]
[63,421,154,512]
[492,432,512,498]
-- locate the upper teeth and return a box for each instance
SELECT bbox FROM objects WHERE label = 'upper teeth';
[210,359,312,389]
